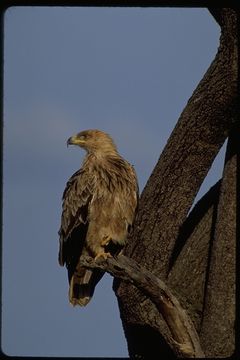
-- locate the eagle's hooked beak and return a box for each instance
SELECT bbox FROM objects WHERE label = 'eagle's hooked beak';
[67,135,85,147]
[67,136,74,147]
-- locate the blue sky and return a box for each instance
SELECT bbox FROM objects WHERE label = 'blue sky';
[2,6,222,357]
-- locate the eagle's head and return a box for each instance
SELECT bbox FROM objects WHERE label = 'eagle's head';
[67,129,117,155]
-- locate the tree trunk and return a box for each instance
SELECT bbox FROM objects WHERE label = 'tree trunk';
[199,128,237,356]
[113,8,239,358]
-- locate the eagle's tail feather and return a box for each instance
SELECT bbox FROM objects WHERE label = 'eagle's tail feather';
[69,268,103,306]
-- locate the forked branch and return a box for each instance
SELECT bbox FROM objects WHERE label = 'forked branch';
[80,254,205,358]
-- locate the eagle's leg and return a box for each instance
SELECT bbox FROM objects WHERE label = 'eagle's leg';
[101,235,112,247]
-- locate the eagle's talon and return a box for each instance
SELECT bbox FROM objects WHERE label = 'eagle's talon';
[94,252,112,261]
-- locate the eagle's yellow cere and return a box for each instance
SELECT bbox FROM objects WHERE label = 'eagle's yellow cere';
[58,129,138,306]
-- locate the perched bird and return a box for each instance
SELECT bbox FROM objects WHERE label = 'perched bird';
[58,129,139,306]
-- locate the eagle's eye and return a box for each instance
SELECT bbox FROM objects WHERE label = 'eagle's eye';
[78,134,86,140]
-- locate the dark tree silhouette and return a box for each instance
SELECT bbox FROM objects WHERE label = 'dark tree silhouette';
[80,8,238,358]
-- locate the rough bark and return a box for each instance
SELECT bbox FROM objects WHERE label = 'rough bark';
[113,8,239,358]
[168,126,238,356]
[199,128,237,356]
[167,180,221,333]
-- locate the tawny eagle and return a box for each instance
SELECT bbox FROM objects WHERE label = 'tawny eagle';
[58,129,138,306]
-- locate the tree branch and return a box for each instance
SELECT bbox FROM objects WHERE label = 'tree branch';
[80,254,205,358]
[124,8,238,277]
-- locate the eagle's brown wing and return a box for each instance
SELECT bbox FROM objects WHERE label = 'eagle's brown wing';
[58,168,91,266]
[58,168,103,306]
